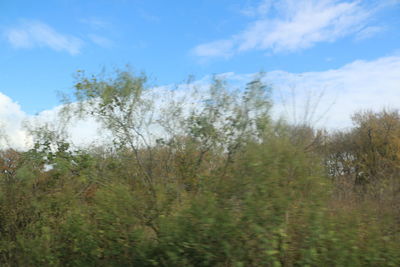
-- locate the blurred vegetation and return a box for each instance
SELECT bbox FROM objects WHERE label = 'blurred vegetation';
[0,69,399,266]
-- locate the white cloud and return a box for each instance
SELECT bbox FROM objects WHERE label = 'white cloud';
[192,40,234,59]
[80,17,111,30]
[4,20,83,55]
[355,26,384,40]
[193,0,389,58]
[0,93,31,149]
[33,106,106,147]
[269,55,400,129]
[88,34,113,48]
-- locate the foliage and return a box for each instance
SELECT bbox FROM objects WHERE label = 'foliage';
[326,109,400,201]
[0,69,398,266]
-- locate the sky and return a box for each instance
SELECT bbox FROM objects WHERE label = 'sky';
[0,0,400,148]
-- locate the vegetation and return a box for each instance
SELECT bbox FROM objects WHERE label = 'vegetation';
[0,69,399,266]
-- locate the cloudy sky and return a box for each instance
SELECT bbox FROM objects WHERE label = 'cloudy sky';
[1,0,400,148]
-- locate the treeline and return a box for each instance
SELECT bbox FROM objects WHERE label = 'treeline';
[0,70,399,266]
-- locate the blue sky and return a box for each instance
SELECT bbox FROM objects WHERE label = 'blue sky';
[0,0,400,147]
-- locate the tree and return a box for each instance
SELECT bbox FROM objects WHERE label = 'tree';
[63,69,272,186]
[326,109,400,199]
